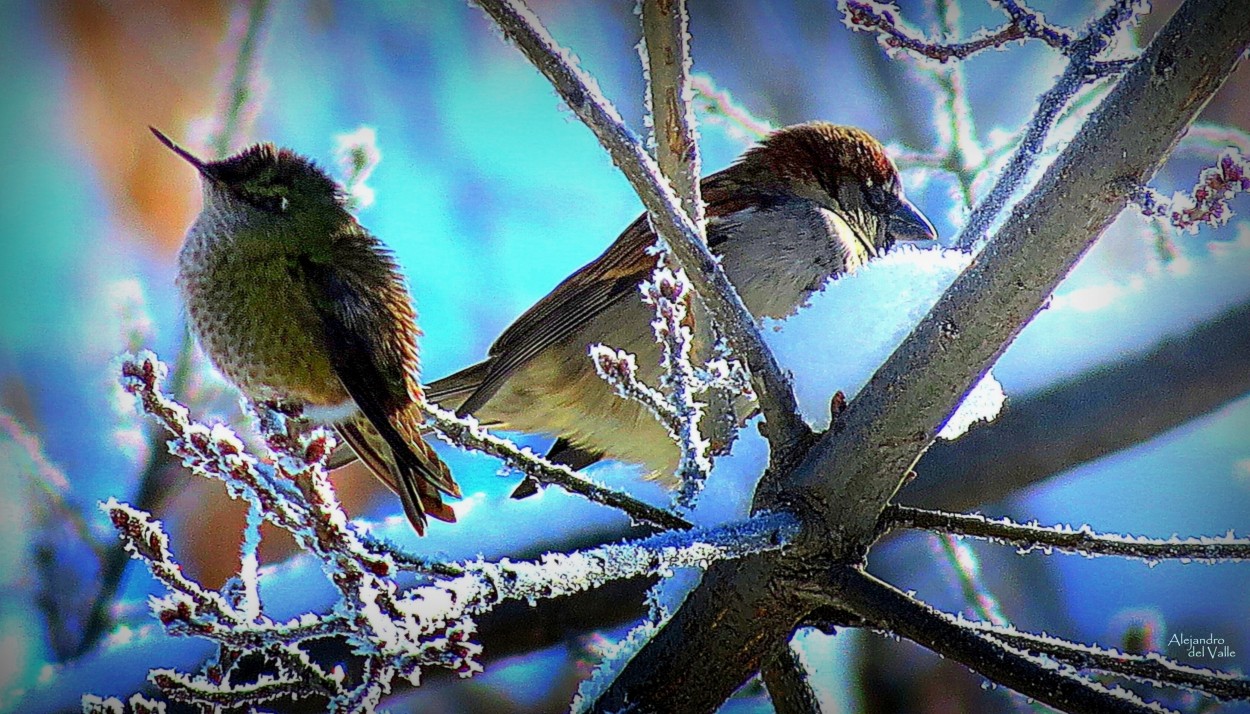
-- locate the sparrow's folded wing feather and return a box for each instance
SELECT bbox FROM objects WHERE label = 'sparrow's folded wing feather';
[457,170,756,416]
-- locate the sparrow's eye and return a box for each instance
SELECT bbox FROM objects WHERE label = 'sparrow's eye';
[863,182,900,214]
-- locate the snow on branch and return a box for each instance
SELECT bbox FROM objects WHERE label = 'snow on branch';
[99,351,788,711]
[1133,150,1250,232]
[81,693,167,714]
[883,504,1250,564]
[591,266,755,509]
[965,621,1250,702]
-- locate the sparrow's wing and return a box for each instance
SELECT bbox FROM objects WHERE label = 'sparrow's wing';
[296,241,459,530]
[456,170,757,416]
[456,215,654,415]
[507,438,605,500]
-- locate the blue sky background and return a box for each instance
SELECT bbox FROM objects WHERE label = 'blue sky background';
[1,1,1248,711]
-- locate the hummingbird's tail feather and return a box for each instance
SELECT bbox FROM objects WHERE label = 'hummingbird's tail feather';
[336,416,457,535]
[425,359,492,414]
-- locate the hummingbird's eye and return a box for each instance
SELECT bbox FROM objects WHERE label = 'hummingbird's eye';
[237,180,292,214]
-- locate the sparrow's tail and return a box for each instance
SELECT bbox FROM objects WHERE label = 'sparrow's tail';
[425,359,492,413]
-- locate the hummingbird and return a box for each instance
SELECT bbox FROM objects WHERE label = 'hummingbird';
[152,128,460,535]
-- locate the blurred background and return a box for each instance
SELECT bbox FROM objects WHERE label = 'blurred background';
[0,0,1247,711]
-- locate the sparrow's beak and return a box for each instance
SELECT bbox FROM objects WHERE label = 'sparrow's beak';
[150,127,214,178]
[888,195,938,243]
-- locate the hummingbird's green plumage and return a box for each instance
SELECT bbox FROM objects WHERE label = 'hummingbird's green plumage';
[153,128,459,535]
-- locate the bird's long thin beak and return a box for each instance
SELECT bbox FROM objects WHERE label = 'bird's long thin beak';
[889,195,938,243]
[149,127,212,176]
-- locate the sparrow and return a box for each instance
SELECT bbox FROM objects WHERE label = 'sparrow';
[425,122,936,495]
[154,128,460,535]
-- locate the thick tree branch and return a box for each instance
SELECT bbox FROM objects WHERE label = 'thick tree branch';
[760,642,824,714]
[471,0,811,452]
[774,0,1250,558]
[592,1,1250,710]
[907,299,1250,511]
[443,297,1250,668]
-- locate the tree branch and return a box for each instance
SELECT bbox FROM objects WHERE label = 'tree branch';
[776,0,1250,560]
[760,641,824,714]
[906,299,1250,511]
[881,504,1250,563]
[640,0,704,230]
[421,401,691,531]
[814,567,1172,714]
[592,0,1250,709]
[967,621,1250,702]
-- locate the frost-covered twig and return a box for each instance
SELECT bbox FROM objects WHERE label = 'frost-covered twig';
[81,693,168,714]
[471,0,810,451]
[690,74,773,142]
[591,266,754,509]
[112,353,470,711]
[966,621,1250,702]
[845,0,1146,249]
[840,0,1073,62]
[883,504,1250,563]
[420,400,692,531]
[1132,150,1250,232]
[106,351,793,711]
[814,567,1179,714]
[947,0,1146,249]
[640,0,704,230]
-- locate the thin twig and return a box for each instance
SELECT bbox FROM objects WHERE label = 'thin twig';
[966,621,1250,702]
[883,504,1250,563]
[420,401,692,531]
[640,0,704,230]
[950,0,1147,249]
[814,567,1177,714]
[840,0,1073,62]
